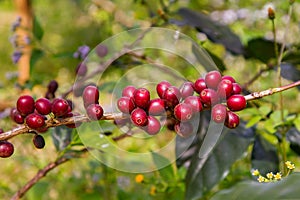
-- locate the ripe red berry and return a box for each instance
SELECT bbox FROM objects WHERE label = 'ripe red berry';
[82,85,99,107]
[200,88,218,106]
[133,88,150,109]
[117,97,135,114]
[232,83,242,94]
[205,70,222,90]
[174,121,193,138]
[212,104,227,123]
[35,98,52,115]
[33,134,45,149]
[194,78,207,94]
[86,104,104,120]
[143,116,161,135]
[25,113,46,129]
[76,62,88,77]
[0,141,14,158]
[11,108,24,124]
[17,95,35,116]
[156,81,171,98]
[183,96,203,113]
[148,98,165,116]
[51,98,70,117]
[217,79,233,99]
[162,86,181,108]
[174,103,193,122]
[225,111,240,129]
[180,81,194,99]
[130,108,148,126]
[222,75,236,83]
[122,86,136,98]
[227,95,247,111]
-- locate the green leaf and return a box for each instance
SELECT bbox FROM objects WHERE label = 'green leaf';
[258,106,271,117]
[294,115,300,132]
[52,126,72,151]
[30,49,44,72]
[151,152,175,182]
[185,123,255,200]
[246,115,262,128]
[32,16,44,41]
[211,173,300,200]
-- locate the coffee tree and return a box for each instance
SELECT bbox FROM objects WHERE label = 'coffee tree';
[1,0,300,199]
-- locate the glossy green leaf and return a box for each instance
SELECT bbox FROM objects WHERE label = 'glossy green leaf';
[211,173,300,200]
[32,16,44,41]
[246,115,262,128]
[258,106,271,117]
[151,152,175,182]
[185,123,255,200]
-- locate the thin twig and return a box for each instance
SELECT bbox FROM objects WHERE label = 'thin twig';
[242,66,272,90]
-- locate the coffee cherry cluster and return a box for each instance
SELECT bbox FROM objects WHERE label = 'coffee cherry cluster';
[82,85,104,120]
[116,70,246,137]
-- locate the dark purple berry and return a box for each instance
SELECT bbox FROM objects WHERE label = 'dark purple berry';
[162,86,181,108]
[166,117,177,131]
[232,83,242,94]
[47,80,58,93]
[86,104,104,120]
[35,98,52,115]
[117,97,135,114]
[143,116,161,135]
[200,88,218,106]
[148,98,165,116]
[96,44,108,57]
[217,79,233,99]
[156,81,171,98]
[0,141,14,158]
[180,81,194,99]
[33,134,45,149]
[76,62,88,77]
[25,113,45,129]
[194,78,207,94]
[51,98,70,117]
[227,95,246,111]
[17,95,35,116]
[183,96,203,113]
[83,85,99,107]
[174,121,193,138]
[130,108,148,127]
[205,71,222,90]
[122,86,137,98]
[174,103,193,122]
[133,88,150,109]
[225,111,240,129]
[212,104,227,123]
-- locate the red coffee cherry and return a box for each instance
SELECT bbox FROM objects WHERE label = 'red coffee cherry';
[174,121,193,138]
[212,104,227,123]
[225,111,240,129]
[174,103,193,122]
[52,98,70,117]
[122,86,137,99]
[222,75,236,83]
[130,108,148,127]
[162,86,181,108]
[117,97,135,114]
[35,98,52,115]
[156,81,171,98]
[217,79,233,99]
[25,113,46,129]
[183,96,203,113]
[11,108,24,124]
[180,81,194,99]
[200,88,218,106]
[33,134,45,149]
[194,78,207,94]
[148,98,165,116]
[86,104,104,120]
[17,95,35,116]
[232,83,242,94]
[227,95,247,111]
[0,141,14,158]
[143,116,161,135]
[82,85,99,107]
[205,70,222,90]
[133,88,150,109]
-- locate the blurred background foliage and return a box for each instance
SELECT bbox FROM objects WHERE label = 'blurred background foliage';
[1,0,300,199]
